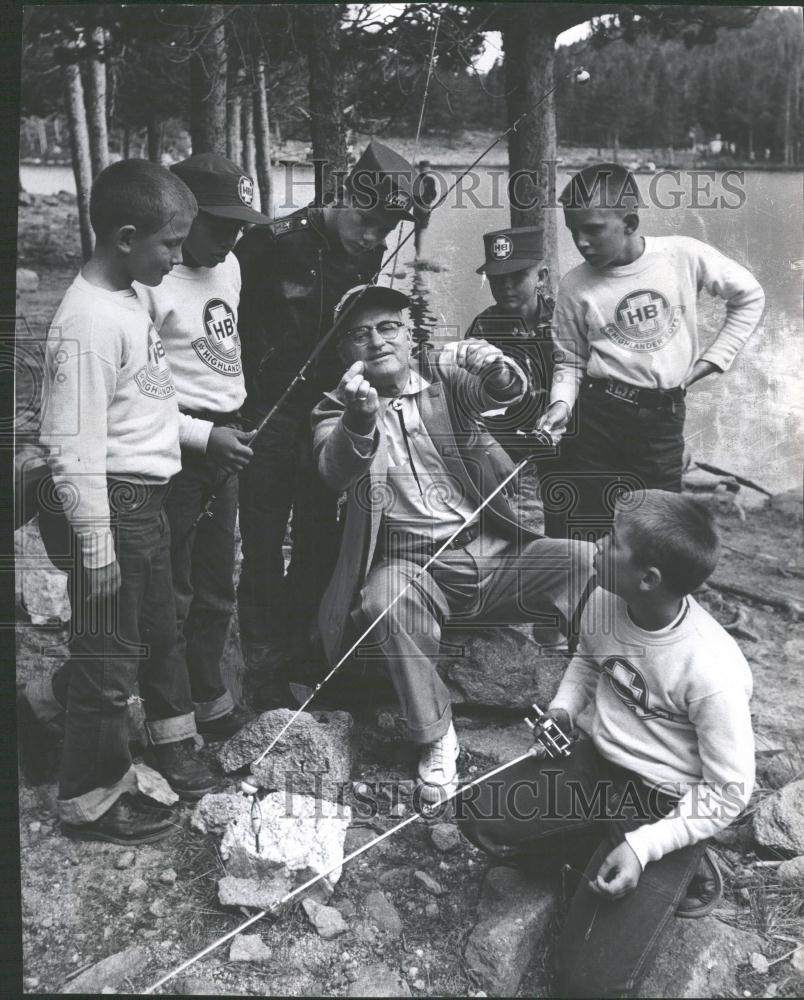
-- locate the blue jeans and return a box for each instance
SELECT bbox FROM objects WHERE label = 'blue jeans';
[33,480,196,820]
[237,408,339,649]
[456,738,706,998]
[543,385,686,540]
[164,454,237,721]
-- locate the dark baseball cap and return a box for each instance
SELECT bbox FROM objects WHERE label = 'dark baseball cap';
[170,153,272,225]
[333,283,411,327]
[477,226,545,276]
[345,140,416,224]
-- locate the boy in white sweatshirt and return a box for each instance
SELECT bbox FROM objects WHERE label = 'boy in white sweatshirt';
[538,162,765,538]
[19,160,219,844]
[135,153,271,739]
[457,490,755,997]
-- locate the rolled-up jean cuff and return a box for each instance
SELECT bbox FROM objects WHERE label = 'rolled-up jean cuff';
[407,702,452,745]
[25,673,65,726]
[194,690,234,723]
[58,765,137,825]
[146,712,198,745]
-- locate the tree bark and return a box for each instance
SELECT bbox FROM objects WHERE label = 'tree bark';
[226,70,243,165]
[189,4,228,154]
[122,123,131,160]
[253,60,273,216]
[147,116,163,164]
[297,5,349,203]
[62,55,94,260]
[241,94,260,212]
[502,12,558,286]
[85,24,109,177]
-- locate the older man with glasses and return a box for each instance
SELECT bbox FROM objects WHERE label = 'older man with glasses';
[311,285,596,802]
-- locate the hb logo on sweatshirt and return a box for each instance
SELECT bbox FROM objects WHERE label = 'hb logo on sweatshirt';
[602,289,684,352]
[135,326,176,399]
[192,298,242,377]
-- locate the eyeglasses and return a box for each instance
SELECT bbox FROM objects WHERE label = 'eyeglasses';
[341,320,405,347]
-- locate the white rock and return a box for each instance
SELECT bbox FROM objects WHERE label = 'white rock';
[16,268,40,293]
[193,790,351,884]
[302,898,348,939]
[750,953,770,974]
[127,878,148,898]
[115,851,136,871]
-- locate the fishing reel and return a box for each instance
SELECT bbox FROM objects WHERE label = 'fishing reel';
[524,702,572,758]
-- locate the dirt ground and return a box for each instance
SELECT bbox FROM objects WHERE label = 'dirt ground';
[14,195,804,996]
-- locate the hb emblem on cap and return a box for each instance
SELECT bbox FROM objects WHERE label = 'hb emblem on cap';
[384,190,412,213]
[238,176,254,206]
[491,235,513,260]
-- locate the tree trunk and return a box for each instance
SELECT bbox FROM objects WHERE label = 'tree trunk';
[85,25,109,177]
[241,95,260,212]
[123,123,131,159]
[297,5,349,203]
[62,56,94,260]
[189,4,228,154]
[147,116,163,164]
[502,13,558,286]
[253,60,273,216]
[226,70,243,164]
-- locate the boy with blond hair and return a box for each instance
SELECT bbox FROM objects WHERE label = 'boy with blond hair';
[459,490,755,997]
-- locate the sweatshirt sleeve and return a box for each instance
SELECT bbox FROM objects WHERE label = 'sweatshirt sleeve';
[38,330,118,569]
[179,413,214,452]
[548,639,600,727]
[624,686,755,869]
[549,280,589,410]
[690,239,765,373]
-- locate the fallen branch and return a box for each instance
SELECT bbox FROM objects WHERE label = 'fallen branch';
[695,461,773,497]
[708,577,802,619]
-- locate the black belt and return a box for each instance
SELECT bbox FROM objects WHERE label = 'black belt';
[378,521,481,562]
[583,377,685,409]
[180,408,241,427]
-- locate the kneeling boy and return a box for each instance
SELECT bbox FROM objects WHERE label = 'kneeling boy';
[457,490,754,998]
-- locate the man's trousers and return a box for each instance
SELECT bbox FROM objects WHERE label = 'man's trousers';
[355,533,596,744]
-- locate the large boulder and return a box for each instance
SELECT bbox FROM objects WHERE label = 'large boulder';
[439,627,567,710]
[638,914,761,997]
[463,865,557,997]
[192,789,351,884]
[215,708,353,801]
[753,779,804,855]
[15,520,70,625]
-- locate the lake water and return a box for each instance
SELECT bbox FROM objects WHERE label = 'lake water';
[20,163,803,493]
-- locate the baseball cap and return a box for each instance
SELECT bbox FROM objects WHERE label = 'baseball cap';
[170,153,272,225]
[477,226,545,276]
[333,283,411,327]
[345,141,416,223]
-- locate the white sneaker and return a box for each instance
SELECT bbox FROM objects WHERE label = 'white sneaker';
[417,723,460,803]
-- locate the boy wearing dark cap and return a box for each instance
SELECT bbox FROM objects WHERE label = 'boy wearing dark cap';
[19,160,218,843]
[538,162,765,538]
[234,139,416,701]
[467,226,554,456]
[135,153,271,739]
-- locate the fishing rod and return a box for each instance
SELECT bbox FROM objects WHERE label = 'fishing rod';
[252,452,534,766]
[247,65,591,446]
[389,10,441,290]
[143,703,572,994]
